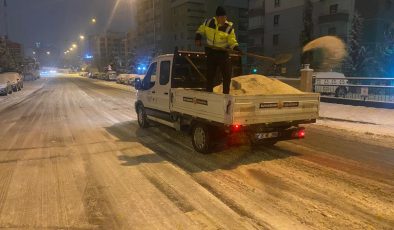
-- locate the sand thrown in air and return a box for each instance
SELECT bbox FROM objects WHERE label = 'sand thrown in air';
[213,75,303,95]
[303,36,347,68]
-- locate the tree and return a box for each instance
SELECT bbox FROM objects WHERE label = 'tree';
[374,24,394,77]
[301,0,314,64]
[345,11,373,77]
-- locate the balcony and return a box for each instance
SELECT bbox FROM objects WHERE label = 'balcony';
[319,12,350,24]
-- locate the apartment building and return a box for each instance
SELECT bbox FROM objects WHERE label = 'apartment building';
[135,0,173,60]
[89,31,127,70]
[134,0,248,60]
[258,0,394,75]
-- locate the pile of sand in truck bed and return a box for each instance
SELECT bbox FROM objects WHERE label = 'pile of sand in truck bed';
[213,74,303,95]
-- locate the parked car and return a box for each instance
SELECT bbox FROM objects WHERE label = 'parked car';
[0,74,13,96]
[313,72,348,97]
[107,71,117,81]
[79,71,89,77]
[90,72,100,79]
[98,72,107,80]
[0,72,22,93]
[128,74,145,86]
[116,74,130,84]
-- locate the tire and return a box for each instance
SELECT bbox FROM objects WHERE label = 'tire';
[335,87,347,98]
[191,123,213,154]
[137,104,149,128]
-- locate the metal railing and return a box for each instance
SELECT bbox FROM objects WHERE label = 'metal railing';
[313,77,394,103]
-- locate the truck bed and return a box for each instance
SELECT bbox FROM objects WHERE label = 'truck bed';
[171,88,320,126]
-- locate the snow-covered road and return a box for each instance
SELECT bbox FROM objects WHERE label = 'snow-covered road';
[0,75,392,229]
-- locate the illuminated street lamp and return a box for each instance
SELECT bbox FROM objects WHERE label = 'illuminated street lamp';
[33,51,36,55]
[91,18,97,24]
[80,35,85,40]
[46,51,51,55]
[72,44,77,48]
[70,47,74,51]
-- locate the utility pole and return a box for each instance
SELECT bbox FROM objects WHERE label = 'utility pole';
[152,0,156,55]
[2,0,8,39]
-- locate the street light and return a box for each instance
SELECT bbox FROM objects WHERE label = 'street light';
[91,18,96,24]
[80,35,85,40]
[46,51,51,55]
[72,44,77,48]
[70,47,74,51]
[33,51,36,55]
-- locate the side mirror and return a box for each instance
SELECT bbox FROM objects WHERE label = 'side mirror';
[134,78,142,90]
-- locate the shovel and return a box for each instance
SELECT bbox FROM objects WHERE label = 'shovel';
[206,45,293,65]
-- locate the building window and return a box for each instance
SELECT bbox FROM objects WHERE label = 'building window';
[330,4,338,14]
[273,34,279,46]
[274,15,280,25]
[275,0,280,7]
[328,27,337,35]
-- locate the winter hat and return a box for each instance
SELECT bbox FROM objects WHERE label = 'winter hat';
[216,6,226,16]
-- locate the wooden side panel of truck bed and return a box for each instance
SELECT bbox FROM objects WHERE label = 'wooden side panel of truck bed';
[171,88,320,125]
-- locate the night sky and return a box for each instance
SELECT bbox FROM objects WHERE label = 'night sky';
[3,0,135,50]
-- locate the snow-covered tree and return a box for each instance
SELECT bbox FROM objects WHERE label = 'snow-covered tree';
[345,12,373,76]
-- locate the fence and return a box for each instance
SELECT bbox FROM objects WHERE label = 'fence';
[313,77,394,103]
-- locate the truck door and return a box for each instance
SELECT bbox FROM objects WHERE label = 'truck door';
[141,62,158,110]
[154,58,172,113]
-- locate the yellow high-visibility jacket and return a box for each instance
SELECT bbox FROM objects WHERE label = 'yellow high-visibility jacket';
[195,17,239,49]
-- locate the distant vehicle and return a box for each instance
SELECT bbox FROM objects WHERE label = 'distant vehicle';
[22,59,40,81]
[313,72,348,97]
[0,74,14,96]
[107,71,117,81]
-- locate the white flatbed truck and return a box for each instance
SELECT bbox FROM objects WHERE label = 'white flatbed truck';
[134,50,320,153]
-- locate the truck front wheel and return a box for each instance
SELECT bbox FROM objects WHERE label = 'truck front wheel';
[192,123,213,154]
[137,105,149,128]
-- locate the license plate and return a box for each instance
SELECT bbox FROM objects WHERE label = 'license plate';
[255,132,279,140]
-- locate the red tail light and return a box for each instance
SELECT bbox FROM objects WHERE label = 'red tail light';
[298,129,305,138]
[231,124,242,132]
[292,129,306,139]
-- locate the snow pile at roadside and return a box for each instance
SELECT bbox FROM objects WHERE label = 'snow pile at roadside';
[213,74,303,95]
[317,102,394,137]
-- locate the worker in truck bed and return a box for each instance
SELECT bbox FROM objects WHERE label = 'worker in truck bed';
[195,6,240,94]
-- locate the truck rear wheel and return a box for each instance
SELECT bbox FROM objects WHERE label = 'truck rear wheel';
[192,123,213,154]
[137,105,149,128]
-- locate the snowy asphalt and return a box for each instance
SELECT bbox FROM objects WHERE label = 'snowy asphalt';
[0,75,392,229]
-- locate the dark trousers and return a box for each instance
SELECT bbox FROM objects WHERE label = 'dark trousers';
[205,47,231,94]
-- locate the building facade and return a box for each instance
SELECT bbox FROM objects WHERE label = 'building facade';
[0,37,24,70]
[134,0,248,66]
[256,0,393,76]
[89,31,128,70]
